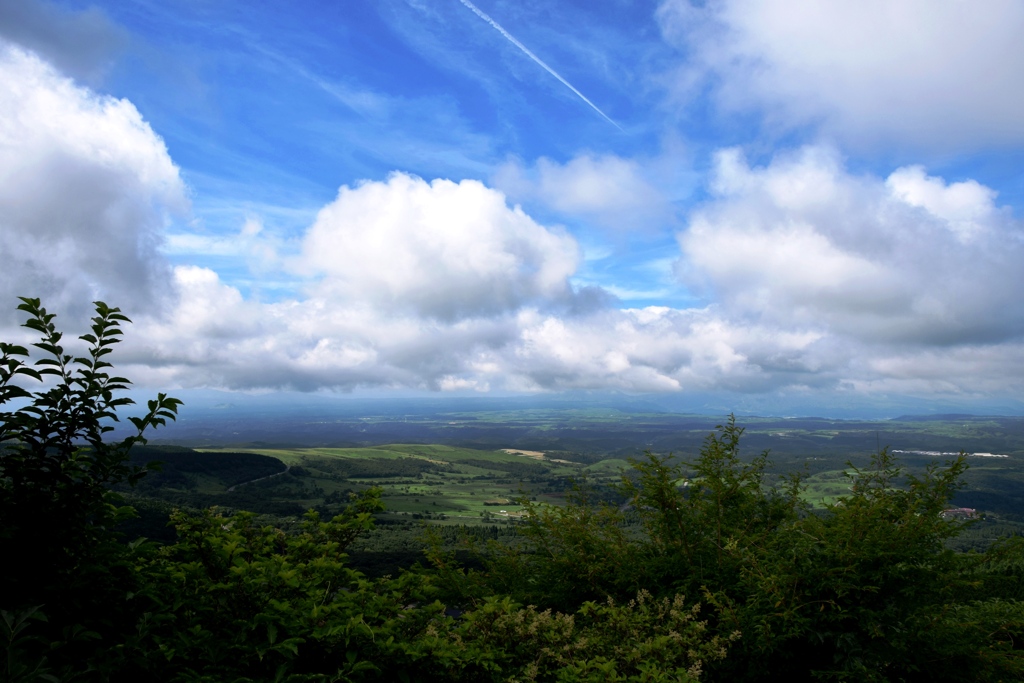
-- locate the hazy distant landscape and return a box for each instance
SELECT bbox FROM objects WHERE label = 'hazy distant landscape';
[152,398,1024,461]
[124,404,1024,567]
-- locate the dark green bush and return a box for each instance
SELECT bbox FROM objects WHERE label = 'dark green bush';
[454,417,1024,682]
[0,299,181,679]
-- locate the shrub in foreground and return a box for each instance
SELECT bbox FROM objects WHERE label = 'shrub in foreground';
[454,418,1024,682]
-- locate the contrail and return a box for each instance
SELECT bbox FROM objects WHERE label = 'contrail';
[457,0,622,131]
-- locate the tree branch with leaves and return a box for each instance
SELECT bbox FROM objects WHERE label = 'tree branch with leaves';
[0,298,181,680]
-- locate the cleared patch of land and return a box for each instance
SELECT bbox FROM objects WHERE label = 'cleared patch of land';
[501,448,545,458]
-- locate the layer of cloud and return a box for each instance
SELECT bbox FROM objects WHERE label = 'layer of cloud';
[657,0,1024,149]
[0,42,186,322]
[0,0,126,83]
[4,45,1024,402]
[122,147,1024,399]
[116,146,1024,397]
[129,175,593,391]
[129,266,828,395]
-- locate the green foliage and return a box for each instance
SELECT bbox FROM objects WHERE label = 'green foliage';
[311,455,448,479]
[0,298,180,676]
[403,591,735,683]
[2,606,59,683]
[623,417,802,599]
[468,417,1024,682]
[472,418,800,611]
[476,481,639,610]
[127,491,418,682]
[907,598,1024,682]
[0,298,180,456]
[739,449,973,680]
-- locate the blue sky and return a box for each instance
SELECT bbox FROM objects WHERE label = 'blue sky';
[2,0,1024,414]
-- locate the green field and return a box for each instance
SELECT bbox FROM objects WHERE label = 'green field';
[210,444,600,524]
[124,411,1024,562]
[799,468,855,506]
[129,433,1024,520]
[129,443,605,528]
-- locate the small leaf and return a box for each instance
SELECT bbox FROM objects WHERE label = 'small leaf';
[15,367,42,381]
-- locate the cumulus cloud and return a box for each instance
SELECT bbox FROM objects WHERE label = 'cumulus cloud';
[299,173,579,321]
[657,0,1024,149]
[4,30,1023,404]
[680,146,1024,346]
[3,48,1020,399]
[502,306,826,393]
[126,263,524,392]
[120,163,831,395]
[129,265,826,395]
[885,167,999,242]
[0,0,126,83]
[673,146,1024,394]
[118,144,1024,399]
[126,175,582,391]
[494,153,670,232]
[0,43,186,321]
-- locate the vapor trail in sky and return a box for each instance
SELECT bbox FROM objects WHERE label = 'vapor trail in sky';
[457,0,622,131]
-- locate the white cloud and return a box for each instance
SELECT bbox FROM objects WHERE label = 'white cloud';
[299,172,579,320]
[126,264,523,392]
[0,0,126,83]
[126,175,584,390]
[679,145,1024,347]
[504,306,822,393]
[164,218,288,275]
[130,266,829,394]
[121,146,1024,399]
[3,48,1021,400]
[885,167,998,242]
[494,153,670,232]
[5,28,1023,405]
[0,43,186,320]
[657,0,1024,149]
